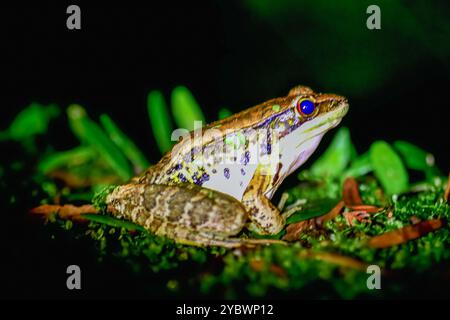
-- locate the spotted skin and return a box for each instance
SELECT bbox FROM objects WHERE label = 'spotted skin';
[106,86,349,247]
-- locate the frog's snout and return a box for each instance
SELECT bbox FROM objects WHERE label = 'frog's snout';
[317,93,349,116]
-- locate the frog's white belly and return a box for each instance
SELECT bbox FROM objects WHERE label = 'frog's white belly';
[202,163,257,200]
[264,132,325,199]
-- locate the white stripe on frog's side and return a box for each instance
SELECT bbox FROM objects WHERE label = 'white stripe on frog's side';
[202,163,257,201]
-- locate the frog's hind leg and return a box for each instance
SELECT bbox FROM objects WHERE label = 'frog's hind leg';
[107,183,287,248]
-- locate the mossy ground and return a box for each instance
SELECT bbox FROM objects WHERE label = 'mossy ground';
[27,174,450,299]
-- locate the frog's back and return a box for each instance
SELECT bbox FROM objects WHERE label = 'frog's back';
[137,95,289,194]
[141,127,261,200]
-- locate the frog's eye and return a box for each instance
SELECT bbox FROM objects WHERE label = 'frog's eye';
[296,99,316,116]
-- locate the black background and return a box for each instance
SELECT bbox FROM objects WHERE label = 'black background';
[0,1,449,299]
[2,2,449,166]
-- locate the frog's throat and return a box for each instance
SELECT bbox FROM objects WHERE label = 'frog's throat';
[294,102,348,147]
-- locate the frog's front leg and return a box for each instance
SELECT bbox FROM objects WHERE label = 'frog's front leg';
[242,168,285,235]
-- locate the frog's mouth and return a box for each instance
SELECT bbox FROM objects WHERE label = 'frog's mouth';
[295,101,349,147]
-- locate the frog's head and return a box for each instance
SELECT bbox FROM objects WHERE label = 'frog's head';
[278,85,348,139]
[264,85,349,196]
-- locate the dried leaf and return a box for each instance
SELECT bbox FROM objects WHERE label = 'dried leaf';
[343,211,371,226]
[369,219,444,248]
[30,204,98,222]
[283,219,316,241]
[345,204,381,213]
[343,177,363,206]
[315,200,345,227]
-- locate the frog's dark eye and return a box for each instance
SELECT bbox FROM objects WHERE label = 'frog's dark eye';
[296,99,315,116]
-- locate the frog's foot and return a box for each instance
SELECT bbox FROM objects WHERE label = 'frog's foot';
[280,198,307,220]
[242,194,285,235]
[242,185,285,235]
[175,231,286,248]
[277,192,290,211]
[276,193,307,220]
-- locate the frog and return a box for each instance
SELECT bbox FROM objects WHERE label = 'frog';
[105,85,348,247]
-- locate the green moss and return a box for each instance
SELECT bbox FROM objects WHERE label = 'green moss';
[92,185,118,212]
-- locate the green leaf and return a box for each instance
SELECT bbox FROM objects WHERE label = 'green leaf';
[38,146,95,174]
[310,127,354,178]
[2,103,59,140]
[67,104,133,181]
[350,143,358,161]
[147,90,174,154]
[393,140,435,172]
[100,114,150,173]
[218,108,233,120]
[171,86,206,131]
[369,141,409,195]
[82,214,146,232]
[343,152,372,179]
[286,198,339,224]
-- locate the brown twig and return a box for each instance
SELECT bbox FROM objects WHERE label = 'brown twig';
[343,177,363,206]
[343,211,371,226]
[345,204,381,213]
[315,200,346,227]
[30,204,98,222]
[368,219,444,249]
[283,219,317,242]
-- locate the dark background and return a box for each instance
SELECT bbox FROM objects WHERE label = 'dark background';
[0,1,449,299]
[1,1,449,166]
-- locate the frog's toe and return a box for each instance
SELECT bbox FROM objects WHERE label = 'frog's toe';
[246,220,284,236]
